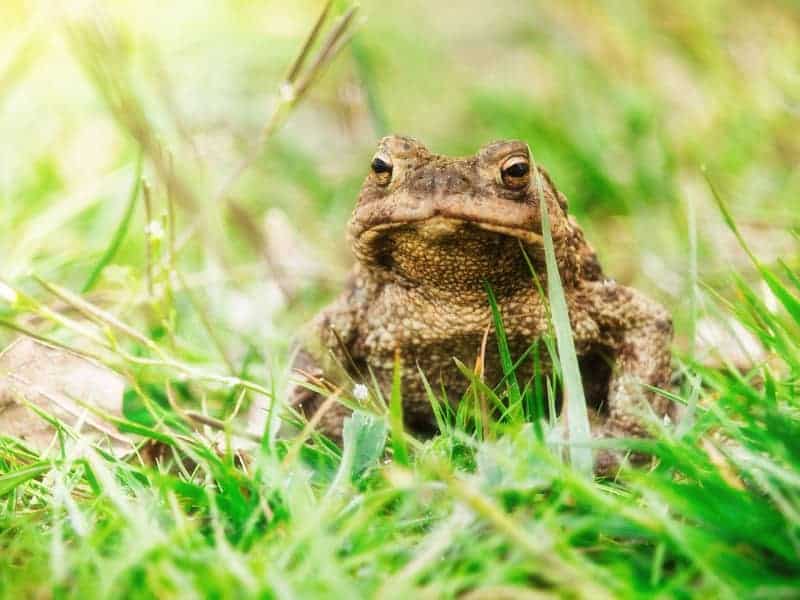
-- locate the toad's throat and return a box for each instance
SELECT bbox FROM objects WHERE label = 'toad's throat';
[359,217,540,290]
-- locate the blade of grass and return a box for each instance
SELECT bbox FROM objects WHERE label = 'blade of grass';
[389,351,409,466]
[213,3,360,204]
[418,366,450,436]
[778,259,800,292]
[532,157,592,475]
[483,282,523,421]
[530,339,545,442]
[82,150,143,293]
[453,357,508,417]
[283,0,334,85]
[427,458,612,599]
[0,463,50,497]
[704,167,800,324]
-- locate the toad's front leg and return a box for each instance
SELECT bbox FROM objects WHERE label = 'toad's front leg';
[287,270,375,442]
[585,280,675,471]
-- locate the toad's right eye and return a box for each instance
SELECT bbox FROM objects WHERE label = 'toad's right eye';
[499,154,531,190]
[371,155,393,185]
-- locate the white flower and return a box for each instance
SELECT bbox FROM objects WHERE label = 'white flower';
[145,220,165,240]
[0,282,18,305]
[353,383,369,402]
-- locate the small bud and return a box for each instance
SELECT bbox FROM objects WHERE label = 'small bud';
[353,383,369,402]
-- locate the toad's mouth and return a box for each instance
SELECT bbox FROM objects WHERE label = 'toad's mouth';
[354,216,543,248]
[348,185,545,252]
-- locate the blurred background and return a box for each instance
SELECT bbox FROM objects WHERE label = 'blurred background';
[0,0,798,372]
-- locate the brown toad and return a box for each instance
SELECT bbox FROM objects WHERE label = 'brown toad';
[290,135,674,469]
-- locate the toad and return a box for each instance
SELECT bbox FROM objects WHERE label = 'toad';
[290,136,674,471]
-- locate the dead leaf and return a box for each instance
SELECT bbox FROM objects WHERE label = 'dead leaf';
[0,337,132,457]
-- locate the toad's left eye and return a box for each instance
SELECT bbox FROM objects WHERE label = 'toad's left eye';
[371,154,394,185]
[371,157,392,174]
[500,155,530,189]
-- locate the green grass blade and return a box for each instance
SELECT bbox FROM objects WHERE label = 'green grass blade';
[778,259,800,293]
[418,365,451,435]
[81,150,143,293]
[704,168,800,324]
[533,158,592,476]
[530,339,545,442]
[483,282,524,421]
[0,463,50,497]
[453,357,509,416]
[389,352,409,466]
[761,269,800,325]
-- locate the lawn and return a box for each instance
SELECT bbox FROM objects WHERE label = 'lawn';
[1,1,799,598]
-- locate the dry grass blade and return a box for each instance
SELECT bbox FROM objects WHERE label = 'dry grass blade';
[290,6,360,102]
[282,390,342,467]
[65,5,359,300]
[64,14,228,274]
[34,276,164,358]
[5,277,273,400]
[65,18,200,213]
[82,151,144,293]
[0,281,109,349]
[213,3,360,204]
[181,411,261,444]
[283,0,334,84]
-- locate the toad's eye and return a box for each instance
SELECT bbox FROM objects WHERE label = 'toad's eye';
[500,155,530,189]
[371,155,393,185]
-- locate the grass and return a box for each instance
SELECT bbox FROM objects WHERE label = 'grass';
[1,1,800,598]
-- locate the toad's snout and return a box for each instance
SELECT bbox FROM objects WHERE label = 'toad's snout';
[407,165,474,198]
